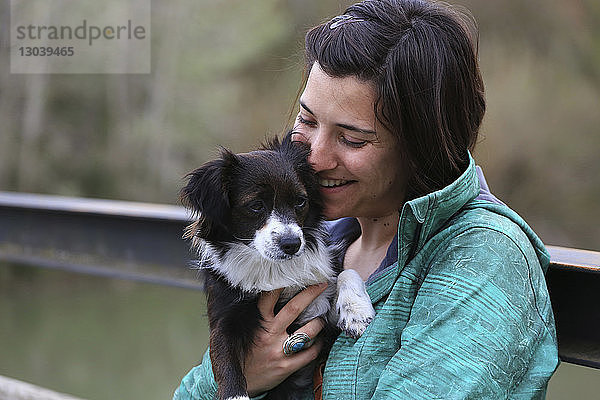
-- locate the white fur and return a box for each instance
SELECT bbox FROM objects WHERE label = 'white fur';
[253,212,305,259]
[335,269,375,338]
[225,396,250,400]
[280,279,337,326]
[194,227,334,293]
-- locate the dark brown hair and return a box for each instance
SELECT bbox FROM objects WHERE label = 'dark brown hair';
[304,0,485,200]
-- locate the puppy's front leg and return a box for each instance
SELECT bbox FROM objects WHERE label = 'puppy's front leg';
[335,269,375,339]
[209,323,249,400]
[205,278,257,400]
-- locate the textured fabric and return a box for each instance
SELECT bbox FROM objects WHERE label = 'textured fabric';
[173,154,559,400]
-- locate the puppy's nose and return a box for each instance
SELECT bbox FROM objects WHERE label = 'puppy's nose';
[278,235,301,255]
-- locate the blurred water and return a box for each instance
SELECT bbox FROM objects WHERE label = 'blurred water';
[1,262,598,399]
[0,262,209,400]
[547,363,600,400]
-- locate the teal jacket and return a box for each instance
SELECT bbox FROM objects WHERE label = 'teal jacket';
[174,155,559,399]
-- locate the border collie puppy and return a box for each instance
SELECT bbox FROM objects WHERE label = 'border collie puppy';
[180,135,374,400]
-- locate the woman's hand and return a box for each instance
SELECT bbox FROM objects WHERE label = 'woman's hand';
[244,283,328,397]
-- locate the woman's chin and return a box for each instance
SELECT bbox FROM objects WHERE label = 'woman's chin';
[322,207,348,221]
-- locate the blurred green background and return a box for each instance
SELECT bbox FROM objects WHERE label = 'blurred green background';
[1,0,599,250]
[1,0,599,399]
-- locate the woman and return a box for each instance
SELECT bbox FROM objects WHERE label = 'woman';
[174,0,559,398]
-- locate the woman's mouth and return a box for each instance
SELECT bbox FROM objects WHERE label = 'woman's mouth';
[319,178,353,188]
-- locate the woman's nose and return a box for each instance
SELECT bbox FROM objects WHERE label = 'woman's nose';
[308,130,337,172]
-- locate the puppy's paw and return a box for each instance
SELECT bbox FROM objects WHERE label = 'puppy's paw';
[335,269,375,339]
[337,303,374,339]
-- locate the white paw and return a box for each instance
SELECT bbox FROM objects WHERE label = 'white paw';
[335,269,375,339]
[337,301,374,339]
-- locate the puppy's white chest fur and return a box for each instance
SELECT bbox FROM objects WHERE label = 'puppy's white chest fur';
[196,229,335,293]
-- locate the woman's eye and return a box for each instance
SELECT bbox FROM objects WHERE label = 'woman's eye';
[340,135,368,148]
[297,115,317,127]
[247,200,265,213]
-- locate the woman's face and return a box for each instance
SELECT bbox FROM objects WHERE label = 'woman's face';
[291,62,407,220]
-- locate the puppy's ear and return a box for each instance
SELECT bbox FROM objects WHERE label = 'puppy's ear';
[280,130,312,171]
[281,130,294,147]
[259,135,282,151]
[180,149,239,236]
[261,131,306,154]
[281,130,323,212]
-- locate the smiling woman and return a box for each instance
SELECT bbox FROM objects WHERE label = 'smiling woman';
[174,1,559,399]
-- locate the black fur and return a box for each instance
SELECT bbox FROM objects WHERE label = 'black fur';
[181,134,339,400]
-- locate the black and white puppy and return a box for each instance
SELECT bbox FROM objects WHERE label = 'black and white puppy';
[180,135,374,400]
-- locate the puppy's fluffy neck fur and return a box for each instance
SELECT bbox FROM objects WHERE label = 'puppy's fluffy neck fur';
[194,234,335,294]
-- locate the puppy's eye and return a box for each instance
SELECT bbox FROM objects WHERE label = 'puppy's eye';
[295,196,307,210]
[247,200,265,213]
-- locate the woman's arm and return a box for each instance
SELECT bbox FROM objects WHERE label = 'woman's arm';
[173,349,218,400]
[173,284,328,400]
[371,229,558,399]
[322,227,558,399]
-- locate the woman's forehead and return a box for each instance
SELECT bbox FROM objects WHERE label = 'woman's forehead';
[301,63,377,120]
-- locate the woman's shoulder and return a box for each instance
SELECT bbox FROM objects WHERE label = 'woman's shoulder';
[450,203,527,238]
[422,201,550,276]
[415,204,556,329]
[444,199,544,250]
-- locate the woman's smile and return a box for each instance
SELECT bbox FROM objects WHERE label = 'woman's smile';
[318,178,351,188]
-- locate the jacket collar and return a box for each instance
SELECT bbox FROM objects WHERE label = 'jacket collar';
[368,152,480,302]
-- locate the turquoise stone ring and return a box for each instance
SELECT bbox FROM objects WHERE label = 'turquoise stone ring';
[282,332,312,356]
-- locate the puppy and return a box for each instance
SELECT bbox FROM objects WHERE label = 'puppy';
[180,135,374,400]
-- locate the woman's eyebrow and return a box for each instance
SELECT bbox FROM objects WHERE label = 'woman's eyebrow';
[299,100,377,135]
[299,100,316,116]
[337,123,377,135]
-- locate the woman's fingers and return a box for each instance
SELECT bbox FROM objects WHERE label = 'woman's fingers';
[258,288,283,319]
[244,286,328,396]
[284,337,323,366]
[277,283,328,328]
[244,335,323,397]
[293,317,326,347]
[257,283,328,334]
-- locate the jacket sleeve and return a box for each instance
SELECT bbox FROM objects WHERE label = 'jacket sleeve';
[369,228,558,400]
[173,348,312,400]
[173,349,218,400]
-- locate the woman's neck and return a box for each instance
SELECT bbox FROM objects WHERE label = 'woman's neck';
[344,212,399,281]
[356,212,399,251]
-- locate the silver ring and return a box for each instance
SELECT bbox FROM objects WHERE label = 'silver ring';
[282,332,312,356]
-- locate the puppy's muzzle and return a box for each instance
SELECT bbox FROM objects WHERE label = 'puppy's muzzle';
[277,234,302,255]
